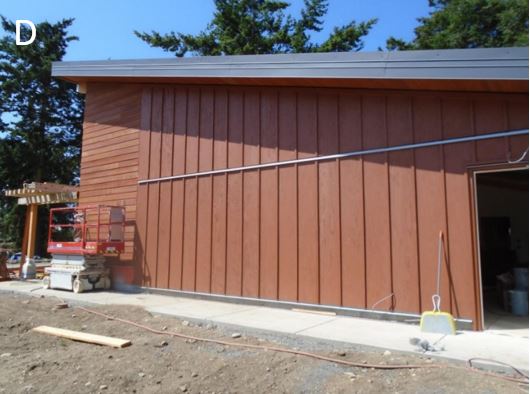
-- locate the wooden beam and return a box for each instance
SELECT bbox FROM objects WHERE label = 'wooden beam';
[17,192,78,205]
[26,204,38,259]
[5,183,78,198]
[32,326,131,348]
[24,182,78,193]
[19,205,31,276]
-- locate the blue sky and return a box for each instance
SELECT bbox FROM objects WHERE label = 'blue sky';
[1,0,431,60]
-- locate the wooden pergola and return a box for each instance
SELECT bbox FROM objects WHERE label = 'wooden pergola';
[4,182,78,273]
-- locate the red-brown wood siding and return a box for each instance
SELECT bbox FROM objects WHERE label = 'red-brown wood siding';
[79,83,142,283]
[81,82,528,330]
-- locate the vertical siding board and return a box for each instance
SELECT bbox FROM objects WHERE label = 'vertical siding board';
[160,88,175,178]
[278,91,298,301]
[387,96,420,313]
[413,96,450,313]
[474,99,508,162]
[186,89,201,173]
[169,181,185,289]
[196,89,215,292]
[317,93,342,306]
[442,98,476,319]
[138,88,152,180]
[196,176,213,292]
[173,88,188,175]
[259,90,279,299]
[156,88,175,288]
[362,95,392,310]
[297,91,319,303]
[507,98,529,159]
[338,93,365,308]
[182,89,200,291]
[157,184,171,289]
[211,89,229,294]
[226,90,244,296]
[136,87,152,285]
[182,179,198,291]
[242,91,261,297]
[144,89,163,287]
[168,88,188,289]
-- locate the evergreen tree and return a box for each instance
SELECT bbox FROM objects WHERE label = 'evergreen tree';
[386,0,528,50]
[135,0,376,56]
[0,17,84,255]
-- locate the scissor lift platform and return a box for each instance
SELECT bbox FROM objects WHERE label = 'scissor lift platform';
[44,205,125,293]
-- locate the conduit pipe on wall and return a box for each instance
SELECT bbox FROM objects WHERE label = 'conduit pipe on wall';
[138,129,528,185]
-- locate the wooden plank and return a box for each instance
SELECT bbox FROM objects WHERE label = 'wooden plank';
[17,192,78,205]
[32,326,131,348]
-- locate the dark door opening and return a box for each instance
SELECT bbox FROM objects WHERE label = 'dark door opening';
[476,168,528,331]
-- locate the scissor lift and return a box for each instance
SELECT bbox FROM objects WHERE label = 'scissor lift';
[43,205,125,293]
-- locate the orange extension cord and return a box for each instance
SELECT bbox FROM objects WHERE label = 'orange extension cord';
[76,306,528,384]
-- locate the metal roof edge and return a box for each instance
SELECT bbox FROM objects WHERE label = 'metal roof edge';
[52,47,529,82]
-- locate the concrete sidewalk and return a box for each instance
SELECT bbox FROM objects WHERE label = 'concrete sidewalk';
[1,280,528,372]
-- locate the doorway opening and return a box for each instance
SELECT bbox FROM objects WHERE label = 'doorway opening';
[476,168,528,332]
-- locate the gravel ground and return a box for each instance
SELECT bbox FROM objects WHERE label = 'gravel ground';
[0,292,526,393]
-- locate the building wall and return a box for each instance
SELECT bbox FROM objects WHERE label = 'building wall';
[79,82,528,328]
[79,83,142,284]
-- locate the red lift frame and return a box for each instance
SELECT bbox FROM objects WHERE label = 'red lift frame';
[47,205,125,255]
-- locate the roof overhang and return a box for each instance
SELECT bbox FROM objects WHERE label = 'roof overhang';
[52,47,529,93]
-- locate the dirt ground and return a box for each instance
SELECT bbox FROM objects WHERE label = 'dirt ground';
[0,292,526,393]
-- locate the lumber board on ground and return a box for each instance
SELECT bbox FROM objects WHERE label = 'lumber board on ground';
[32,325,131,348]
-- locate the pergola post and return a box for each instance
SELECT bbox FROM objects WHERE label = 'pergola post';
[19,204,39,274]
[4,182,79,277]
[19,205,31,275]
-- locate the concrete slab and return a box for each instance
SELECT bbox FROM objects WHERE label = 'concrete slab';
[210,307,337,334]
[148,299,255,319]
[0,280,527,372]
[299,315,529,370]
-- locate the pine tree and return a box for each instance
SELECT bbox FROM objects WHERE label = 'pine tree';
[135,0,376,56]
[0,16,84,255]
[386,0,528,50]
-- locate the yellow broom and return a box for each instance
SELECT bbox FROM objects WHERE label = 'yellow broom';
[420,231,456,335]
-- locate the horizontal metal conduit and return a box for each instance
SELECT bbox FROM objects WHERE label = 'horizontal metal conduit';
[138,128,528,185]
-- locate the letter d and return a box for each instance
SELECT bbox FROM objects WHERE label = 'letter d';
[16,20,36,46]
